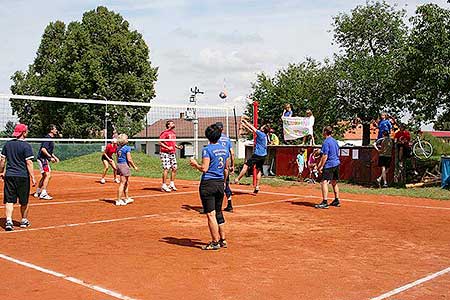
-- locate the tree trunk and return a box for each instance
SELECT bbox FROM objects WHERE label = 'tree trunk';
[362,122,371,146]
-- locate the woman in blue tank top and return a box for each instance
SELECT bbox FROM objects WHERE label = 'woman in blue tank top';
[190,124,229,250]
[115,134,138,206]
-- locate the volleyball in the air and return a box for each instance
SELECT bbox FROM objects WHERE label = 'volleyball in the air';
[219,91,227,99]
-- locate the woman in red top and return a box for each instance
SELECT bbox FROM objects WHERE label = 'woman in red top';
[100,138,119,184]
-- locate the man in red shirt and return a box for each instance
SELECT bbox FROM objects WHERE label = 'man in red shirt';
[394,123,411,164]
[159,120,183,192]
[100,138,119,184]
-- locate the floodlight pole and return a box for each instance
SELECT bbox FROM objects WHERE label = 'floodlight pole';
[190,86,204,158]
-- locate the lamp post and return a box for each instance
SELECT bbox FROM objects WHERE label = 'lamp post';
[93,93,109,146]
[189,86,204,158]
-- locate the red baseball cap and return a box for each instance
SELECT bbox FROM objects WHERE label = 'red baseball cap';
[12,123,28,137]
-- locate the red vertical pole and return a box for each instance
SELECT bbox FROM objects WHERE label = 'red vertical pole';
[253,101,259,186]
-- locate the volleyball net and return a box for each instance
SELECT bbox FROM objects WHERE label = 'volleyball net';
[0,94,238,159]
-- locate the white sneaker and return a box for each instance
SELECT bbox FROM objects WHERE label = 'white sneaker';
[114,178,120,183]
[161,185,171,192]
[376,177,382,188]
[115,199,127,206]
[169,184,177,191]
[33,192,40,198]
[125,198,134,204]
[40,194,53,200]
[100,178,106,184]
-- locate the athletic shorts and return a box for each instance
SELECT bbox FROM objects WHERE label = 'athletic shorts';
[322,166,339,182]
[101,154,112,162]
[117,163,131,177]
[396,144,411,158]
[160,152,177,170]
[378,156,392,168]
[37,158,51,173]
[3,176,30,205]
[199,179,225,225]
[245,154,266,171]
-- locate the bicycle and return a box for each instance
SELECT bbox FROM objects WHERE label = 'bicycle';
[412,131,433,160]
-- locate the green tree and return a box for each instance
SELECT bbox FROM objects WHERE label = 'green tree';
[0,121,16,138]
[399,4,450,125]
[10,6,158,138]
[332,1,407,145]
[249,58,342,143]
[434,111,450,131]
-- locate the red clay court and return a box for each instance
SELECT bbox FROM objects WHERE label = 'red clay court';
[1,171,449,300]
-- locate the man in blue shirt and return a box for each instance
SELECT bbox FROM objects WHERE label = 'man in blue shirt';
[34,124,60,200]
[315,126,341,209]
[190,124,229,250]
[216,122,235,212]
[234,118,270,194]
[0,124,36,231]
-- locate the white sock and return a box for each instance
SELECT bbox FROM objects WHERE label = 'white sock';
[162,183,168,187]
[6,217,12,222]
[36,188,41,194]
[170,181,175,186]
[21,218,28,222]
[41,189,47,195]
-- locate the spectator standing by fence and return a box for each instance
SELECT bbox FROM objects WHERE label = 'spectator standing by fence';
[302,109,315,145]
[394,124,411,166]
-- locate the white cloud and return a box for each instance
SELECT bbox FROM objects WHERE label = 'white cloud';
[171,27,199,39]
[0,0,446,113]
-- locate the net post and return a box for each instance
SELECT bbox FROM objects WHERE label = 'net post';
[253,100,259,187]
[105,99,108,146]
[193,101,199,159]
[233,106,238,155]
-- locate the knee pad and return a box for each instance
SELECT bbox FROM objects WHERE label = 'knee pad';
[216,210,225,225]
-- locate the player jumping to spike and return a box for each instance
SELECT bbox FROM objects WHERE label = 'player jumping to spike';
[234,119,270,194]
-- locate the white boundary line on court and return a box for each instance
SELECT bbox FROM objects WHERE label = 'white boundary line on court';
[370,266,450,300]
[233,189,450,211]
[0,191,198,209]
[41,172,450,211]
[0,253,137,300]
[234,197,301,208]
[2,212,180,234]
[51,172,199,186]
[1,196,299,234]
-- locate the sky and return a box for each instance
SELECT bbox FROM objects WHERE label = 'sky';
[0,0,447,115]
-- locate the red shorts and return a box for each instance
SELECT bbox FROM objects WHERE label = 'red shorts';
[37,158,51,173]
